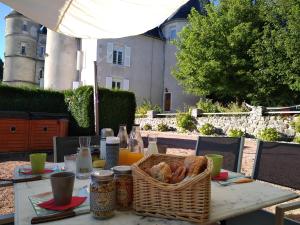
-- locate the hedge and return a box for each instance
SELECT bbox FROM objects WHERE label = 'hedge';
[0,85,136,136]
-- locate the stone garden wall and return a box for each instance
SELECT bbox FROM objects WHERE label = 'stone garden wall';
[135,107,297,138]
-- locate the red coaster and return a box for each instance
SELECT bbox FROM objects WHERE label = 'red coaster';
[20,168,54,175]
[212,171,229,181]
[38,196,87,211]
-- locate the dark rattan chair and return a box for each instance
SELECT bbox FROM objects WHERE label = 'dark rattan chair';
[195,136,244,172]
[53,136,100,162]
[226,140,300,225]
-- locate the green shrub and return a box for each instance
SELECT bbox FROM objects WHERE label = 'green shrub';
[293,136,300,143]
[196,99,222,113]
[157,123,169,132]
[257,128,280,141]
[143,124,152,131]
[223,102,249,112]
[196,99,249,113]
[0,85,67,113]
[291,116,300,133]
[228,128,245,137]
[176,112,196,131]
[199,123,215,135]
[0,85,136,136]
[136,100,162,116]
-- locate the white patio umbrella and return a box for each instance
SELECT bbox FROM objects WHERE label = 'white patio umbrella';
[1,0,189,39]
[1,0,189,134]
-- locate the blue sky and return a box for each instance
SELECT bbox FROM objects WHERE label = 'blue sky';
[0,3,11,60]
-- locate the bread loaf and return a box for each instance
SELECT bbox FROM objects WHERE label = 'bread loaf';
[170,166,186,183]
[184,156,207,177]
[150,162,172,183]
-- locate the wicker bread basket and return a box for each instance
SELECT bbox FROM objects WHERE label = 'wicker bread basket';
[132,154,212,223]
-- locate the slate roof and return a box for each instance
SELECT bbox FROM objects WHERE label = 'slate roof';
[143,0,203,39]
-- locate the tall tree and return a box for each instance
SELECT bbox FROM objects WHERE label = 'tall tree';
[249,0,300,105]
[173,0,261,103]
[0,58,3,81]
[174,0,300,106]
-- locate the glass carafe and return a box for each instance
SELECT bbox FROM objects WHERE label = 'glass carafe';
[145,134,158,156]
[118,125,130,165]
[76,136,93,179]
[127,125,144,164]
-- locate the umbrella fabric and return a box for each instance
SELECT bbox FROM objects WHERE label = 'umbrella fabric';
[2,0,189,39]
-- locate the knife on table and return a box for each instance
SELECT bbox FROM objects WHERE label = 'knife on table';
[31,208,90,224]
[0,176,42,183]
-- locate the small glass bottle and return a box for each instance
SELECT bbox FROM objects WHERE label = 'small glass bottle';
[118,125,130,165]
[113,166,133,210]
[90,170,115,219]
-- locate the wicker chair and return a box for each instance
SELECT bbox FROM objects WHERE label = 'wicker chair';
[53,136,100,162]
[195,136,245,172]
[226,140,300,225]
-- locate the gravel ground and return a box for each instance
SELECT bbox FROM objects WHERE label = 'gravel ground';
[0,134,299,221]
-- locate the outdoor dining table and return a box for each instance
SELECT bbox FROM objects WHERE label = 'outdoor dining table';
[14,166,299,225]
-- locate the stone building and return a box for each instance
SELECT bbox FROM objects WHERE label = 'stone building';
[3,10,46,87]
[4,0,206,111]
[45,0,205,111]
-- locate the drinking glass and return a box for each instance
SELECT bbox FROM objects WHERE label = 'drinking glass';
[64,154,77,173]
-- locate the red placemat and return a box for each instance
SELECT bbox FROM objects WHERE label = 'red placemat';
[212,171,229,181]
[20,168,54,175]
[38,196,87,211]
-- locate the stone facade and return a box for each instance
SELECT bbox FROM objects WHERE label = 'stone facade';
[3,10,46,86]
[136,110,296,138]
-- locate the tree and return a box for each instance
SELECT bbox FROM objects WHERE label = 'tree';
[173,0,261,103]
[249,0,300,105]
[174,0,300,106]
[0,58,3,81]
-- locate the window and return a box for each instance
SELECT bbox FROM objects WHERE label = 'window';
[39,68,44,79]
[113,49,123,65]
[112,80,121,89]
[22,21,28,32]
[20,42,26,55]
[107,43,130,67]
[106,77,126,90]
[39,46,45,57]
[168,26,177,40]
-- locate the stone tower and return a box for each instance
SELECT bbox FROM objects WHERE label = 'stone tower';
[3,10,46,87]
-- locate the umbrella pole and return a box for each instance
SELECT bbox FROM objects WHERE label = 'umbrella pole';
[93,61,99,136]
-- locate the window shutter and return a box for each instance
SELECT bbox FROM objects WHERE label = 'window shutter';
[105,77,113,89]
[123,79,129,90]
[76,50,83,70]
[106,42,113,63]
[124,46,131,67]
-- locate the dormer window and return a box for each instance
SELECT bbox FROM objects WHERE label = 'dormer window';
[168,26,177,40]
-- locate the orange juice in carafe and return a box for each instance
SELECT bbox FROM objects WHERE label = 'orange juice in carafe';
[118,125,129,165]
[128,124,144,164]
[126,152,144,165]
[119,148,130,165]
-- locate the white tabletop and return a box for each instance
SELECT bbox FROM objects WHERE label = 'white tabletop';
[14,177,298,225]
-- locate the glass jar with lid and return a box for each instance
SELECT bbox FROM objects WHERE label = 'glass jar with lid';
[113,166,133,210]
[90,170,115,219]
